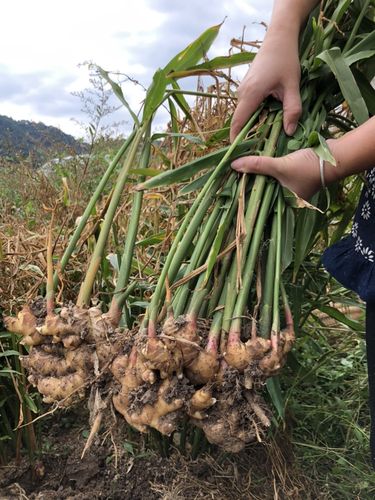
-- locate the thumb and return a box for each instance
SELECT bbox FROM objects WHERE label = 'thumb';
[230,88,263,143]
[282,87,302,136]
[231,155,281,179]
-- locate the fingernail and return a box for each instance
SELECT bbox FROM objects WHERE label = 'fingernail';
[231,160,241,170]
[286,123,297,136]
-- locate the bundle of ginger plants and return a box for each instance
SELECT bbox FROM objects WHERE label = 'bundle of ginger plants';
[5,0,375,453]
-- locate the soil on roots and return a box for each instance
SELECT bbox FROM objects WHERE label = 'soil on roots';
[0,408,318,500]
[127,377,194,414]
[193,368,272,453]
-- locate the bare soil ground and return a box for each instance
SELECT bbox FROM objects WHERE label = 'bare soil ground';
[0,408,317,500]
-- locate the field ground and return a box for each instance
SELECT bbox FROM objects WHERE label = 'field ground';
[0,407,320,500]
[0,159,373,499]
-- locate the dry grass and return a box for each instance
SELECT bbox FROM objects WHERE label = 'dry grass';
[150,440,316,500]
[0,79,237,319]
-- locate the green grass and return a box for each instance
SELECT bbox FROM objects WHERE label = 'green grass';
[284,301,374,498]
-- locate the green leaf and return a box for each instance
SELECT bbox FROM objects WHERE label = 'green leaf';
[168,98,179,149]
[24,393,38,414]
[136,139,256,190]
[317,47,369,124]
[143,69,168,122]
[281,207,295,272]
[282,187,323,212]
[0,332,12,339]
[345,50,375,67]
[0,350,19,358]
[130,301,150,309]
[97,67,140,126]
[194,51,256,70]
[163,23,221,75]
[19,264,44,277]
[179,170,213,195]
[344,30,375,59]
[170,81,196,123]
[167,52,256,78]
[0,368,22,377]
[136,232,165,247]
[205,118,231,145]
[330,203,357,245]
[131,259,154,277]
[293,192,320,279]
[287,139,303,151]
[266,377,284,419]
[330,0,352,25]
[129,168,161,177]
[151,132,204,145]
[352,67,375,116]
[307,131,336,165]
[317,305,364,332]
[123,441,135,455]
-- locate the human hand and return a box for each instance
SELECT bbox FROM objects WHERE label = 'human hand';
[231,147,337,200]
[230,31,302,142]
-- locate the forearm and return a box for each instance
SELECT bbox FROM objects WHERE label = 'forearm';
[268,0,320,37]
[327,117,375,182]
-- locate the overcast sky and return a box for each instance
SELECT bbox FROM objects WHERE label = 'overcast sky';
[1,0,273,138]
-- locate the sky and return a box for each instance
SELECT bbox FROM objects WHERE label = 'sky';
[0,0,273,138]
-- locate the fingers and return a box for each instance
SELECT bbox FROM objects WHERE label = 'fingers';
[231,84,302,141]
[231,155,280,179]
[230,88,264,143]
[282,86,302,136]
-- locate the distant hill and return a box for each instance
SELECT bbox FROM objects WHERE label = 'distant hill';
[0,115,87,166]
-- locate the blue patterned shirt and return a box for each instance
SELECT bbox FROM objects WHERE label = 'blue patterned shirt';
[322,168,375,302]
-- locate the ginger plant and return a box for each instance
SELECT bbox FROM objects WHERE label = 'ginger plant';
[6,1,375,453]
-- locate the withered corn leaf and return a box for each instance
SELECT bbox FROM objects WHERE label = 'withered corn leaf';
[97,67,140,126]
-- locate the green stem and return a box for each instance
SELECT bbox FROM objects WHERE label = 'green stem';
[53,130,136,290]
[110,280,138,314]
[46,227,54,315]
[230,182,275,332]
[207,228,235,316]
[148,176,223,328]
[173,202,222,316]
[280,282,293,327]
[271,192,283,334]
[174,172,241,315]
[108,126,152,323]
[145,109,264,330]
[77,123,148,307]
[344,0,371,52]
[222,112,282,332]
[206,281,228,353]
[259,211,277,338]
[191,428,203,459]
[187,274,208,318]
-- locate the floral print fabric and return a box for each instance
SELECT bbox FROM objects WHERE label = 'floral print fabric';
[352,169,375,263]
[322,168,375,302]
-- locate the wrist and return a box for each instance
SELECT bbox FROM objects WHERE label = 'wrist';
[269,0,318,32]
[321,139,346,185]
[264,24,299,48]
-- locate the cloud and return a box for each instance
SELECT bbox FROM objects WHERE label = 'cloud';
[0,0,273,136]
[124,0,272,75]
[108,0,272,132]
[0,66,81,119]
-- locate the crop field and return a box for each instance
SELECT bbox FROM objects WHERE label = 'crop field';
[1,1,375,498]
